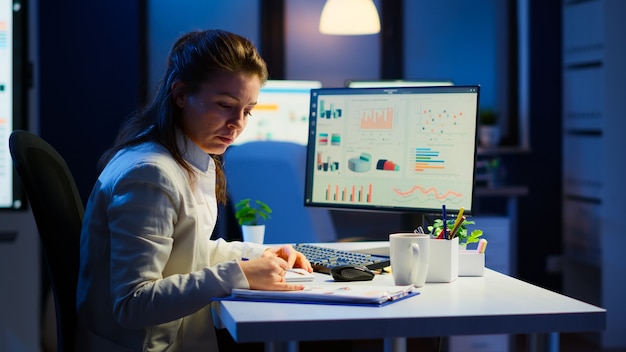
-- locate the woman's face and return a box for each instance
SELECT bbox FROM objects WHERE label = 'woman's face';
[174,71,262,155]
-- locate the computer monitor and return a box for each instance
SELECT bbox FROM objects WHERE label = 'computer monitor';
[346,79,454,88]
[1,0,27,210]
[304,85,480,215]
[234,80,322,146]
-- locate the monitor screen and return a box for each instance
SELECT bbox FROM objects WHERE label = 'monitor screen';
[304,85,480,215]
[346,80,454,88]
[234,80,322,146]
[1,0,27,210]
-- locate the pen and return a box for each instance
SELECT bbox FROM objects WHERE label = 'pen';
[442,204,447,239]
[450,216,466,238]
[449,207,465,238]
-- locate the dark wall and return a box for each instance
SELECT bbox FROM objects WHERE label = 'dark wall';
[509,0,562,290]
[38,0,145,202]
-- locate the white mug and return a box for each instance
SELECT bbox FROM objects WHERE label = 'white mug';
[389,233,430,287]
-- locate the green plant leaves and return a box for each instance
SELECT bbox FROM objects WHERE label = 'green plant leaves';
[234,198,272,226]
[427,218,483,245]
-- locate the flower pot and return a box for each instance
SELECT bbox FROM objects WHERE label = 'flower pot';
[241,225,265,244]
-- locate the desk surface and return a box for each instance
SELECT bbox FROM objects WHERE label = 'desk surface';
[213,242,605,344]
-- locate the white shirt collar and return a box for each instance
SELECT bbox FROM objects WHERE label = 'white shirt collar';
[176,129,214,172]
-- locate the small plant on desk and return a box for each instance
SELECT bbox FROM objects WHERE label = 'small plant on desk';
[428,218,483,246]
[234,198,272,226]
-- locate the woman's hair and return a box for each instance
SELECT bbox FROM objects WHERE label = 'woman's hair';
[99,29,268,203]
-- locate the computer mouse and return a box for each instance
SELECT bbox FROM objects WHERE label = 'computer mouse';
[330,265,375,282]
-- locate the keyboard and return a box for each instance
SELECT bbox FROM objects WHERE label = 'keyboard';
[293,243,390,274]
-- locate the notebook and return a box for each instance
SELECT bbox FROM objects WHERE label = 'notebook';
[227,284,417,306]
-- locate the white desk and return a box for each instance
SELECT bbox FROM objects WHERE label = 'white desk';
[212,242,605,352]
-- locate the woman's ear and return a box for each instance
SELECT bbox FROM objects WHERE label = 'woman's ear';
[171,81,186,108]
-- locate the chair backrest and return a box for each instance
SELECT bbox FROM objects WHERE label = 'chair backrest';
[223,141,337,244]
[9,130,84,352]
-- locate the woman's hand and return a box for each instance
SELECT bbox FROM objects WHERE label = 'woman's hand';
[262,245,313,273]
[239,245,313,291]
[239,256,304,291]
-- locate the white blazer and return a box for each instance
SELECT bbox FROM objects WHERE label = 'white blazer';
[76,136,266,351]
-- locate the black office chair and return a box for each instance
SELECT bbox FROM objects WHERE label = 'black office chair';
[9,130,84,352]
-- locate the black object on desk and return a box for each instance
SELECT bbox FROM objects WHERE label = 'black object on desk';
[293,243,390,274]
[330,265,375,282]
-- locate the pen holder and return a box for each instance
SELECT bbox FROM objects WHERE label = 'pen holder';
[426,237,459,283]
[458,250,485,277]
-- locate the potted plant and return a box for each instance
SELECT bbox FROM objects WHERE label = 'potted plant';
[479,108,500,148]
[234,198,272,244]
[427,217,483,248]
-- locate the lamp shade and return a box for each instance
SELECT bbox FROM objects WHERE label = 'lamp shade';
[319,0,381,35]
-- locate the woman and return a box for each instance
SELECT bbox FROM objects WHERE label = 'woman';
[75,29,312,351]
